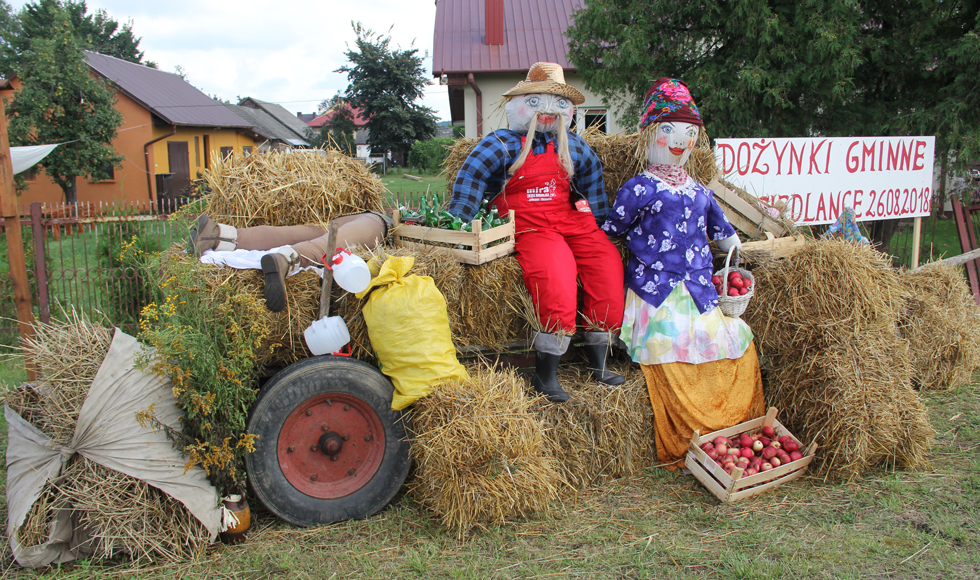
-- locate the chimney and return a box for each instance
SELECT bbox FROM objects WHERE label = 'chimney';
[485,0,504,45]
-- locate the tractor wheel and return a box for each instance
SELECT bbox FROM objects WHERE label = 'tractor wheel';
[245,356,411,527]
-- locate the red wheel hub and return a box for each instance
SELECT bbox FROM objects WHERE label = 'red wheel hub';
[277,393,386,498]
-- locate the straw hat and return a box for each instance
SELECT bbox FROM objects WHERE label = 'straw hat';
[502,62,585,105]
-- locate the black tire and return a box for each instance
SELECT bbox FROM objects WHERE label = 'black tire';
[245,356,411,527]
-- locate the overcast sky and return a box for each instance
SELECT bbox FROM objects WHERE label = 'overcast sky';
[8,0,451,121]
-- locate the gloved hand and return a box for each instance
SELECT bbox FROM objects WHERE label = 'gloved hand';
[716,233,742,252]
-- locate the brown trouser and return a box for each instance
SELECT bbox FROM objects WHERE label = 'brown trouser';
[236,212,387,268]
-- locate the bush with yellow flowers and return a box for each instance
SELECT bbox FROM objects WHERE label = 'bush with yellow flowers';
[137,249,266,495]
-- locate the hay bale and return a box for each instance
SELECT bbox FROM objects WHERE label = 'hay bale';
[7,311,113,444]
[900,262,980,390]
[203,150,386,229]
[408,364,562,531]
[9,314,211,563]
[456,256,528,350]
[532,361,652,490]
[743,240,934,480]
[160,248,322,367]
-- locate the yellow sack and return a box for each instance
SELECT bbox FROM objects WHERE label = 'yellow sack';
[356,256,469,410]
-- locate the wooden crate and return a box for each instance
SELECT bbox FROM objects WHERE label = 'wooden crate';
[685,407,818,503]
[740,232,808,262]
[392,209,516,265]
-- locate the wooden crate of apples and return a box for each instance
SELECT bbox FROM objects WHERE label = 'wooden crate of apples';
[685,407,818,503]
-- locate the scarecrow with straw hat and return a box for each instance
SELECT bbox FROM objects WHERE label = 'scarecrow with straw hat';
[447,62,625,403]
[602,78,765,470]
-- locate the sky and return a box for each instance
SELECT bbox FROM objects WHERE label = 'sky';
[7,0,452,121]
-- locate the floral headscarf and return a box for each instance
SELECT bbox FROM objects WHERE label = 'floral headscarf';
[638,78,703,131]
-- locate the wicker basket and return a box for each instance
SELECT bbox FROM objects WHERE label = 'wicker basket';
[714,245,754,318]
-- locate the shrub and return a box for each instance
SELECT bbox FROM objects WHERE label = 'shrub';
[409,138,453,174]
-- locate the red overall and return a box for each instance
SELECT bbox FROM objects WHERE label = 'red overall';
[495,139,624,333]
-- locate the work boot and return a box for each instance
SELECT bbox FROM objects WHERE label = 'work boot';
[583,331,625,386]
[188,214,237,256]
[530,332,571,403]
[260,248,298,312]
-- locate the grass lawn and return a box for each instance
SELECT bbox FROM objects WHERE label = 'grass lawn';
[1,367,977,579]
[381,168,449,208]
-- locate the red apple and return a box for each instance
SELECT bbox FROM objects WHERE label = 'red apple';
[770,457,781,468]
[745,467,758,476]
[762,447,777,460]
[790,451,804,462]
[762,425,776,438]
[715,443,728,456]
[784,440,800,453]
[740,447,754,459]
[761,462,773,471]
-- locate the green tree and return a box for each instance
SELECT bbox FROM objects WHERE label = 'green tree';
[16,0,151,65]
[566,0,980,167]
[6,5,123,204]
[408,137,453,173]
[336,22,437,161]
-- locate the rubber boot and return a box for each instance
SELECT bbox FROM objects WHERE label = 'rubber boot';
[260,247,298,313]
[530,332,571,403]
[188,214,237,256]
[583,331,625,386]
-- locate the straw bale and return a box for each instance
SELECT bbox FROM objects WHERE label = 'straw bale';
[9,311,113,444]
[441,138,479,193]
[203,150,385,229]
[456,256,528,349]
[743,240,933,480]
[900,262,980,390]
[531,361,652,490]
[407,363,562,531]
[9,313,213,563]
[161,248,322,367]
[57,458,211,563]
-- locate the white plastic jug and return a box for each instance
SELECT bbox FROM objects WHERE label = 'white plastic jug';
[304,315,351,356]
[329,249,372,294]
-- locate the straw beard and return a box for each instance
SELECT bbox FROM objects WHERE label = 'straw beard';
[508,111,575,179]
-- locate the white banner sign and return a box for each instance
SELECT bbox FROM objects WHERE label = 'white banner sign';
[715,136,935,225]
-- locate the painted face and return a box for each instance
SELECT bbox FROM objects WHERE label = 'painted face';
[647,122,699,166]
[505,93,574,134]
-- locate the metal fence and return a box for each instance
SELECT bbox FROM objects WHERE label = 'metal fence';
[0,194,970,344]
[1,199,190,341]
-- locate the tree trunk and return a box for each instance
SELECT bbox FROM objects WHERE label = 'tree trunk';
[62,175,77,205]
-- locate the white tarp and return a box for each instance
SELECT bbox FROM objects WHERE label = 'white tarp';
[10,144,59,174]
[5,329,221,568]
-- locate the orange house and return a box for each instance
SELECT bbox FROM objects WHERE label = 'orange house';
[1,51,261,210]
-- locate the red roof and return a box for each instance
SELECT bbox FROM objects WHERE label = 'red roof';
[308,103,368,128]
[432,0,584,75]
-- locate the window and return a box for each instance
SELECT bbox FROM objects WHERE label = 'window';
[242,146,252,156]
[579,108,607,133]
[194,136,200,168]
[23,167,37,181]
[203,135,211,169]
[220,146,233,159]
[90,163,115,182]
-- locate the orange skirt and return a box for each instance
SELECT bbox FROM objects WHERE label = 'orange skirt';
[641,342,765,470]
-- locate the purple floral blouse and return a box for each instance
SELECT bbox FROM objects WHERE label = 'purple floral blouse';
[601,172,736,314]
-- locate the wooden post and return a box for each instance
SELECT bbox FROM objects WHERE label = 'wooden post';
[911,216,922,269]
[0,97,37,379]
[317,222,339,320]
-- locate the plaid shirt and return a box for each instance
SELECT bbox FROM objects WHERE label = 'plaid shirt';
[447,129,608,225]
